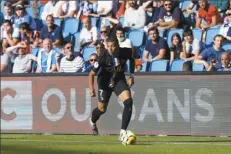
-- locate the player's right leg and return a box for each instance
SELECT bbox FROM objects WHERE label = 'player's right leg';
[89,88,112,135]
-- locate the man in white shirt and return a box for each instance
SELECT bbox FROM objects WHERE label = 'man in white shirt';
[97,1,113,16]
[79,17,98,48]
[124,0,146,30]
[41,0,64,21]
[116,27,133,48]
[57,1,79,19]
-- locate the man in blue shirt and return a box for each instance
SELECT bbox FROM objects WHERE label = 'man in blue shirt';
[197,34,225,69]
[38,15,61,47]
[142,26,169,62]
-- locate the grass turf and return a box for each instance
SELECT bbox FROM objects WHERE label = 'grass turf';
[1,134,231,154]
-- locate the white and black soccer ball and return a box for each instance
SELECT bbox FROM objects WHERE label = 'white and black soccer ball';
[121,130,137,145]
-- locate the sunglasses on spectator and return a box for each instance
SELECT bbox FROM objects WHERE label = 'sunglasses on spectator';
[66,46,73,49]
[165,3,172,6]
[90,59,97,62]
[101,31,107,34]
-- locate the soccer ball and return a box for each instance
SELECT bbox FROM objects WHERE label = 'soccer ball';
[121,130,137,145]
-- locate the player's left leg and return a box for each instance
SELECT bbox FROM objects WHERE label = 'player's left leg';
[114,80,133,140]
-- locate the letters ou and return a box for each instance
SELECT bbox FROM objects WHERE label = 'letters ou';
[42,88,66,121]
[70,88,91,121]
[139,89,164,122]
[194,88,214,122]
[167,89,190,122]
[117,89,136,120]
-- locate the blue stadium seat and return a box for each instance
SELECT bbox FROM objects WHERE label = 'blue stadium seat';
[192,28,203,41]
[0,12,3,26]
[170,59,186,71]
[82,47,97,61]
[31,47,39,72]
[205,27,221,45]
[74,32,80,52]
[62,18,79,38]
[38,5,45,20]
[192,62,204,71]
[128,30,144,47]
[54,18,62,27]
[167,29,183,47]
[140,62,148,72]
[150,60,168,72]
[223,43,231,51]
[91,17,98,27]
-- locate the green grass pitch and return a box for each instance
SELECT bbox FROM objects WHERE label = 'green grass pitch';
[1,134,231,154]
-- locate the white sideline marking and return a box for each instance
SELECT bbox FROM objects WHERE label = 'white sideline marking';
[2,139,231,146]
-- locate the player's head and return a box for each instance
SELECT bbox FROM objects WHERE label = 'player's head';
[106,38,119,55]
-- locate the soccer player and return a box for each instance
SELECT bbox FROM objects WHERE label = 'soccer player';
[88,37,135,141]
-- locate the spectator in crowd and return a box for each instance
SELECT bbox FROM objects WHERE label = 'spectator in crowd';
[79,17,98,48]
[31,0,48,19]
[37,15,62,47]
[5,42,37,73]
[96,1,113,16]
[76,0,95,20]
[41,0,64,21]
[142,27,169,62]
[148,0,164,27]
[157,0,188,30]
[0,45,10,73]
[219,13,231,41]
[182,61,193,72]
[98,25,108,49]
[196,35,225,69]
[116,26,133,48]
[169,33,184,64]
[217,52,231,71]
[59,42,85,73]
[196,0,222,29]
[36,39,57,73]
[57,1,79,19]
[182,29,202,61]
[13,22,34,48]
[124,0,146,30]
[1,20,15,51]
[14,4,36,30]
[3,2,14,22]
[84,53,98,72]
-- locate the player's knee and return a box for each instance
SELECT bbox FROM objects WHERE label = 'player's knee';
[98,104,107,113]
[123,98,133,107]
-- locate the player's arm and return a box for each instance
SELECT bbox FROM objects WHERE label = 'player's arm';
[126,48,135,87]
[89,70,96,97]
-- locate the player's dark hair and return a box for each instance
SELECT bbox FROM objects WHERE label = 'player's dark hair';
[107,37,119,46]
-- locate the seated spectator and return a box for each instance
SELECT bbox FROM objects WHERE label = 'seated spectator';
[217,52,231,71]
[41,0,64,21]
[196,0,222,29]
[5,42,37,73]
[79,17,98,48]
[76,0,96,20]
[36,39,57,73]
[59,42,85,73]
[182,29,202,61]
[169,33,184,64]
[196,35,225,69]
[219,13,231,41]
[97,1,113,16]
[14,4,36,30]
[0,46,10,73]
[98,25,108,49]
[1,20,15,50]
[157,0,188,30]
[142,27,169,62]
[3,2,14,22]
[57,1,79,19]
[124,0,146,30]
[37,15,62,47]
[84,53,98,72]
[147,0,164,28]
[13,22,34,49]
[116,26,133,48]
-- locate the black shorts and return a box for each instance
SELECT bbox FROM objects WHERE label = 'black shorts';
[98,79,130,103]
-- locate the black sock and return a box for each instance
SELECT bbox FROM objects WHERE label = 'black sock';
[91,107,104,123]
[121,98,133,130]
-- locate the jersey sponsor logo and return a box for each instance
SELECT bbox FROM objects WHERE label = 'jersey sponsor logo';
[94,62,99,68]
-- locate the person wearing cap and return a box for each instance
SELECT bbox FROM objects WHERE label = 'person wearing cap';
[14,4,36,30]
[5,41,37,73]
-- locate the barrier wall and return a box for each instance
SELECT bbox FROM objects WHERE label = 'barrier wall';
[1,74,231,136]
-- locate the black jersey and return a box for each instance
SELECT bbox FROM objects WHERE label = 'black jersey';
[92,47,134,84]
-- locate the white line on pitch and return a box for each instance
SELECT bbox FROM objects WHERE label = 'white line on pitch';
[2,139,231,146]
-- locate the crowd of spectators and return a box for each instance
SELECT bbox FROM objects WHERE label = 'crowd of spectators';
[1,0,231,74]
